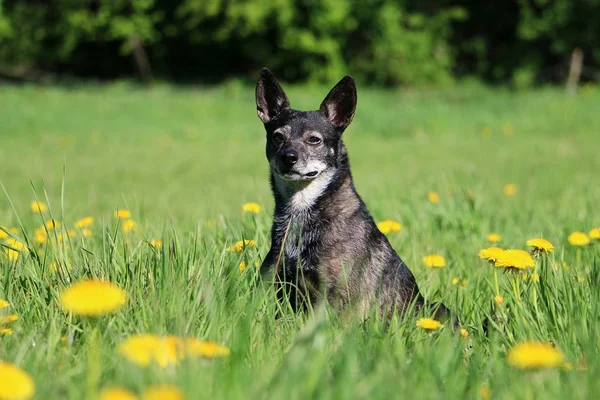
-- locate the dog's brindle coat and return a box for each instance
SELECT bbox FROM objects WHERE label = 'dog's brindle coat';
[256,68,449,318]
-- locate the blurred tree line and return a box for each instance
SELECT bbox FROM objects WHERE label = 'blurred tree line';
[0,0,598,86]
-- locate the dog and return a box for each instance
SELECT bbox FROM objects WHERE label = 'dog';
[256,68,451,321]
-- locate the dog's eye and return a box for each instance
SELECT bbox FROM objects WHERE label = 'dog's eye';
[273,132,285,144]
[307,136,322,145]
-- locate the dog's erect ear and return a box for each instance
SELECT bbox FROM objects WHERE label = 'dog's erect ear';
[320,76,357,130]
[256,68,290,124]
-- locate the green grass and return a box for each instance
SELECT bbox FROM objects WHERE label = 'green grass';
[0,81,599,399]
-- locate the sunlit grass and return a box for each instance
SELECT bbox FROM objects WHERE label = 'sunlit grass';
[0,83,599,399]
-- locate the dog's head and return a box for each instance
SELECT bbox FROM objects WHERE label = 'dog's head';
[255,68,357,185]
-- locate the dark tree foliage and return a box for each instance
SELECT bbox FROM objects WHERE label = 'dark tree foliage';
[0,0,597,85]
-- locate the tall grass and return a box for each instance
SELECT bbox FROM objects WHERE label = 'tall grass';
[0,83,599,399]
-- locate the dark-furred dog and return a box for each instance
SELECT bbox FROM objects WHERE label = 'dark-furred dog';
[256,68,450,320]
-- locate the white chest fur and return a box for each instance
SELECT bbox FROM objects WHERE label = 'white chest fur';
[273,170,334,262]
[287,170,334,213]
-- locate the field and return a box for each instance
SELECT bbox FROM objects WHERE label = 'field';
[0,81,599,399]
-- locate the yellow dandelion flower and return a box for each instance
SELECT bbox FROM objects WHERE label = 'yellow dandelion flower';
[0,228,8,239]
[119,335,161,367]
[119,335,229,367]
[494,295,504,305]
[503,184,517,197]
[150,240,162,248]
[0,299,9,310]
[242,202,261,214]
[423,254,446,268]
[487,233,502,243]
[478,247,504,262]
[185,339,230,358]
[75,217,94,229]
[507,341,564,369]
[122,220,136,233]
[156,336,185,367]
[427,191,440,204]
[568,231,590,246]
[416,318,444,330]
[5,238,28,253]
[526,238,554,254]
[521,272,540,283]
[451,277,467,287]
[59,279,126,317]
[577,275,586,283]
[4,239,27,261]
[0,314,19,324]
[238,260,259,272]
[226,239,256,253]
[33,228,47,244]
[376,220,403,234]
[81,228,93,238]
[589,228,600,240]
[0,362,35,400]
[45,219,61,230]
[119,335,179,368]
[4,249,20,261]
[494,249,535,270]
[114,209,131,219]
[0,328,13,335]
[562,362,573,371]
[503,122,515,136]
[30,201,47,213]
[142,385,184,400]
[460,328,469,338]
[99,387,139,400]
[480,386,490,400]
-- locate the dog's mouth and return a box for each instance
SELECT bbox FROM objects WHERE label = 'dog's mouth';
[276,170,320,182]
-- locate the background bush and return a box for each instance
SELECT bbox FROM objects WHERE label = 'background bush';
[0,0,598,86]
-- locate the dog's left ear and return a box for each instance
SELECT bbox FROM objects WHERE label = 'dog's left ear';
[320,76,357,130]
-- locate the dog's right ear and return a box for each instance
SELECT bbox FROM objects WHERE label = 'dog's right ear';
[256,68,290,124]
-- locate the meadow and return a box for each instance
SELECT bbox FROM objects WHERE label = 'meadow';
[0,81,599,399]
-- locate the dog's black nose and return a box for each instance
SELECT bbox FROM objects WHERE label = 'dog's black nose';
[281,150,298,166]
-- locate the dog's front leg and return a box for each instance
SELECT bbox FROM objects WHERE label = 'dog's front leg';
[260,248,276,278]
